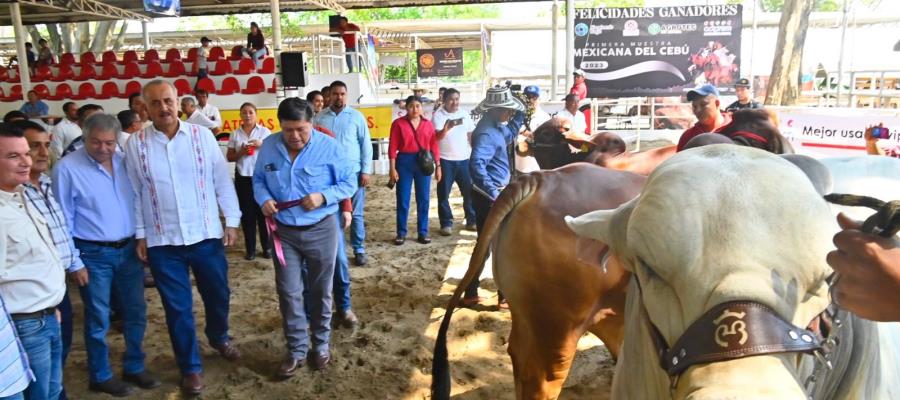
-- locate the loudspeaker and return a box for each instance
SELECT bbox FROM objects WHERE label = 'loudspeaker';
[281,52,309,87]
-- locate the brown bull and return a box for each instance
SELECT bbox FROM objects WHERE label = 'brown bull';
[432,164,646,400]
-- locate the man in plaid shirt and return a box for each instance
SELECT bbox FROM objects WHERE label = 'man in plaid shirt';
[14,120,88,400]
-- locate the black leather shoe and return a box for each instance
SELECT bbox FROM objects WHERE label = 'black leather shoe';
[353,253,368,266]
[417,235,431,244]
[89,378,134,397]
[309,351,330,371]
[260,249,272,259]
[394,236,405,245]
[244,252,256,261]
[123,371,161,389]
[277,356,304,379]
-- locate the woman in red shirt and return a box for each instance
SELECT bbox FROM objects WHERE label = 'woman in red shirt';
[389,96,442,245]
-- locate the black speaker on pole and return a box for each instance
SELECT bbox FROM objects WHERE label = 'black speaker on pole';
[280,52,309,87]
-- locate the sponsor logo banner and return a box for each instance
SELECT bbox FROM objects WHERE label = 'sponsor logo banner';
[416,47,464,78]
[574,5,742,97]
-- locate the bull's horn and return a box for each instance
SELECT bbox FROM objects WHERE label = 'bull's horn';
[565,208,616,243]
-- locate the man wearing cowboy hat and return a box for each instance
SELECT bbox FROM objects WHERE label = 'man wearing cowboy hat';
[724,78,762,112]
[464,86,526,309]
[570,69,588,101]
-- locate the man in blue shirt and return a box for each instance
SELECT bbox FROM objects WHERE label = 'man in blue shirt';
[52,114,159,396]
[254,98,356,378]
[19,91,49,119]
[314,80,373,267]
[465,86,525,309]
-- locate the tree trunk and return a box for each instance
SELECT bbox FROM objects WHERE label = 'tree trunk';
[764,0,815,105]
[26,26,42,45]
[113,21,129,52]
[60,23,74,53]
[78,22,91,54]
[90,21,114,53]
[46,24,63,55]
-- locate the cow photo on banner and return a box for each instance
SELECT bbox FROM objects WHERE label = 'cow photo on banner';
[574,5,742,97]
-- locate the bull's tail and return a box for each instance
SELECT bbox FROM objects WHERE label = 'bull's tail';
[431,173,542,400]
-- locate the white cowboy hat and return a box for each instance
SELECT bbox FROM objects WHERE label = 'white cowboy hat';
[475,86,525,113]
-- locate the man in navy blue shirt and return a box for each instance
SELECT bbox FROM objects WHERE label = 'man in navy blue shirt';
[465,86,525,309]
[254,98,357,378]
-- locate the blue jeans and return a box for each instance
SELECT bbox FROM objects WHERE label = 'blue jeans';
[345,48,356,72]
[436,159,476,229]
[75,239,147,383]
[0,392,23,400]
[16,315,62,400]
[147,239,231,374]
[349,181,366,255]
[395,153,432,238]
[245,48,266,69]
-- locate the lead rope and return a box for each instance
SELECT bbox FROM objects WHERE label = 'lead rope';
[806,194,900,399]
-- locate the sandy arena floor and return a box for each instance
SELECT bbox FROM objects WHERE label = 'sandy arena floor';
[63,172,619,399]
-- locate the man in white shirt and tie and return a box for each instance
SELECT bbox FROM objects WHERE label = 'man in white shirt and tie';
[50,102,80,160]
[0,122,67,400]
[181,97,221,135]
[124,80,241,396]
[194,89,222,130]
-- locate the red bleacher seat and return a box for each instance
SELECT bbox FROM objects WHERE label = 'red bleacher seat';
[217,77,240,95]
[163,60,186,78]
[165,48,181,62]
[47,83,73,101]
[241,76,265,94]
[74,65,97,81]
[72,82,98,100]
[79,52,96,66]
[143,49,160,64]
[101,81,120,99]
[268,77,277,93]
[98,63,119,80]
[186,48,198,62]
[8,70,20,83]
[230,46,243,61]
[196,78,216,94]
[235,58,255,75]
[118,62,141,79]
[33,66,52,82]
[122,51,138,65]
[1,85,22,102]
[141,61,163,78]
[123,81,142,97]
[0,67,7,82]
[33,84,50,99]
[50,64,75,82]
[60,53,76,66]
[174,78,192,96]
[208,46,224,62]
[259,57,275,74]
[101,51,117,65]
[210,59,233,76]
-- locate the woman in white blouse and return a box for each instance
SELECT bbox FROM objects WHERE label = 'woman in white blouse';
[226,102,272,260]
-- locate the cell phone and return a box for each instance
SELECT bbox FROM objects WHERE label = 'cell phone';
[872,127,890,139]
[449,118,463,127]
[387,180,395,190]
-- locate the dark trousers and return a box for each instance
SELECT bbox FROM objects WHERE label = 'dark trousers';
[147,239,231,374]
[235,174,269,255]
[465,190,494,298]
[395,153,432,238]
[436,158,476,229]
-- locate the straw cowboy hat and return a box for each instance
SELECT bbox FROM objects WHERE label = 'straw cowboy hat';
[475,85,525,113]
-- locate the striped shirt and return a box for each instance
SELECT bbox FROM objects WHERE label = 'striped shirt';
[0,294,33,397]
[22,175,85,273]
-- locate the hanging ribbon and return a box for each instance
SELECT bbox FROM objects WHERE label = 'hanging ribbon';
[264,199,304,268]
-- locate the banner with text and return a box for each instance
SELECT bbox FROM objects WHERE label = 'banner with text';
[417,48,464,78]
[778,110,900,158]
[574,5,742,98]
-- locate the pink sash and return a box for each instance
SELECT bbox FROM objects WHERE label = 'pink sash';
[265,199,304,267]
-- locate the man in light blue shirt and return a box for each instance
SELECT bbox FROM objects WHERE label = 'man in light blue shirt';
[18,91,48,119]
[314,80,372,266]
[52,114,158,396]
[254,98,356,378]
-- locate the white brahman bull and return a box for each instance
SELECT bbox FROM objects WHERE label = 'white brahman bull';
[566,145,900,399]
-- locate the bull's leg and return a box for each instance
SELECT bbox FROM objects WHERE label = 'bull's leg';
[508,315,583,400]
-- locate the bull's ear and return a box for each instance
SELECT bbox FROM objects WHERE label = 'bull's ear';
[565,208,617,243]
[780,154,833,195]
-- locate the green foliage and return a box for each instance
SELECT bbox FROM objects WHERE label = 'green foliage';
[381,50,483,83]
[761,0,880,12]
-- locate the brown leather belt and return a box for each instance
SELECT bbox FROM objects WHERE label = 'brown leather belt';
[75,236,134,249]
[11,307,57,321]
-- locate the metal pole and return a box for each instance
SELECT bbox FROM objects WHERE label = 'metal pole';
[270,0,284,103]
[748,0,757,84]
[565,0,574,92]
[551,0,559,99]
[835,0,849,107]
[142,21,151,51]
[10,3,31,97]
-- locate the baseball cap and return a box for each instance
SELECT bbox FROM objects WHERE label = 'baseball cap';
[573,69,585,76]
[200,36,211,43]
[523,85,540,97]
[734,78,751,88]
[686,84,720,101]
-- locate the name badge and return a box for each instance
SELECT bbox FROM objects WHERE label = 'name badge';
[264,163,277,172]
